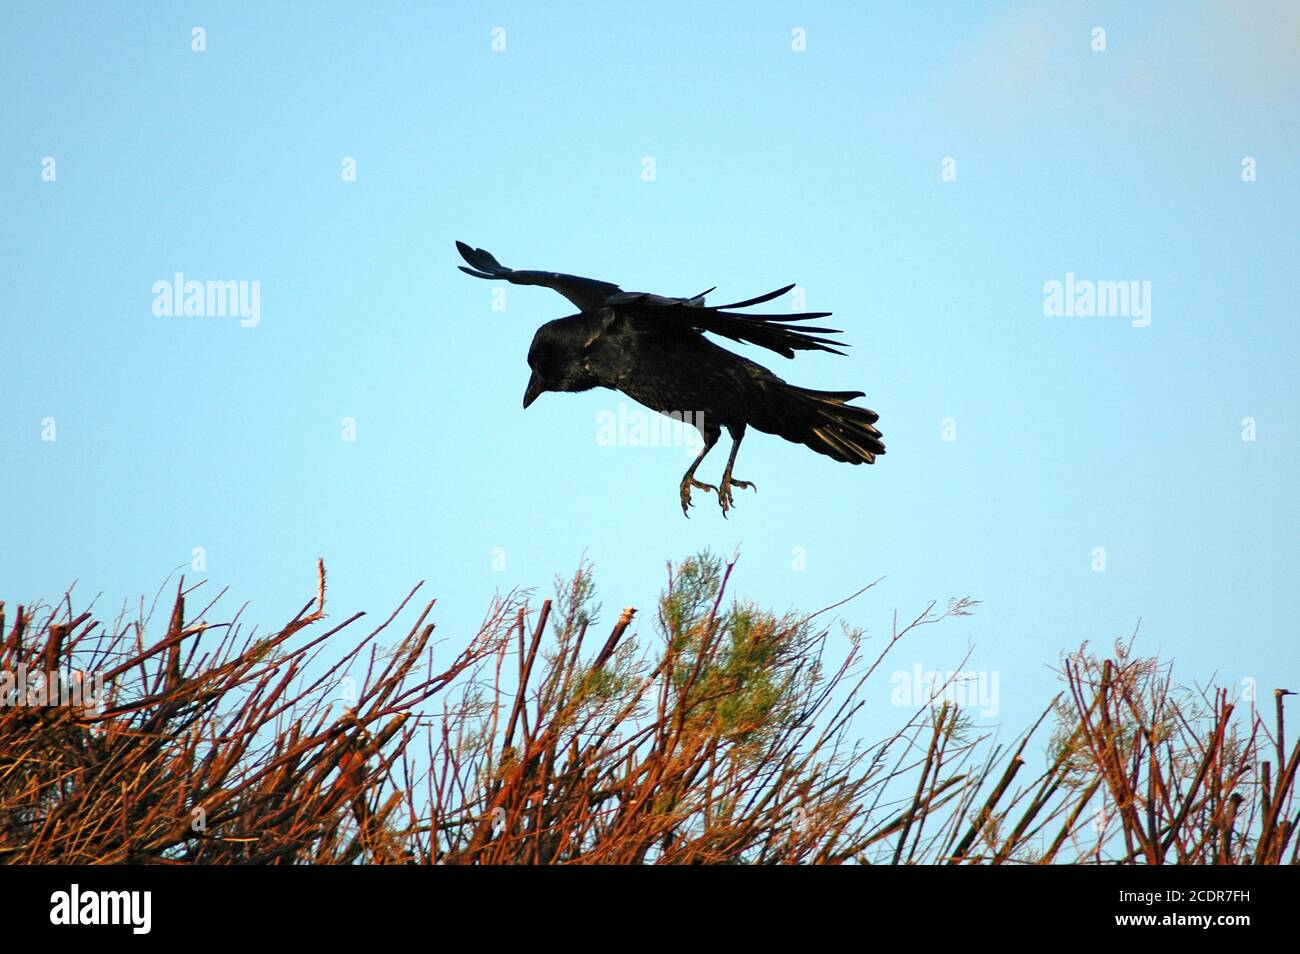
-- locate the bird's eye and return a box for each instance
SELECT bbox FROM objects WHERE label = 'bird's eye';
[530,346,556,377]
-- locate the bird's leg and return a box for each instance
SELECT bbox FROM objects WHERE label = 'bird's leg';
[717,424,758,517]
[679,425,721,517]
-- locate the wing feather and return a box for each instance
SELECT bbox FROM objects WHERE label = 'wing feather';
[456,241,622,312]
[455,241,853,359]
[617,290,851,358]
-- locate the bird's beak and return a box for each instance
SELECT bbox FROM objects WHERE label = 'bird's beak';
[522,373,544,409]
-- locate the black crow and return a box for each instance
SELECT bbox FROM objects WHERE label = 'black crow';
[456,241,884,516]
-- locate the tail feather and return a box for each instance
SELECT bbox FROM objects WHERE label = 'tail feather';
[770,385,885,465]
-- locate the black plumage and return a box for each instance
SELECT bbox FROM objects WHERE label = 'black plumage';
[457,241,884,516]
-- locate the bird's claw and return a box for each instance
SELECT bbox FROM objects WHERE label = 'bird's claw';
[717,477,757,517]
[679,478,717,517]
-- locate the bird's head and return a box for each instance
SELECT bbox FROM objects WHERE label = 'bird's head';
[522,317,601,408]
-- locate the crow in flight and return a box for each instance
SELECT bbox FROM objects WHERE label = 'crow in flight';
[456,241,884,516]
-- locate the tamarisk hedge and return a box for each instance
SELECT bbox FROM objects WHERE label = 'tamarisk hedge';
[1,554,1294,864]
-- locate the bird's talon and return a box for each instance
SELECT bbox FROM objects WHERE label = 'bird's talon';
[715,475,753,515]
[679,478,717,515]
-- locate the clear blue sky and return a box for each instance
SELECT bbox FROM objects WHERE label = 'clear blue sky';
[3,1,1297,741]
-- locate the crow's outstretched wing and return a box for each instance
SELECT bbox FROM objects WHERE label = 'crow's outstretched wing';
[456,241,850,358]
[608,288,847,359]
[456,241,623,313]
